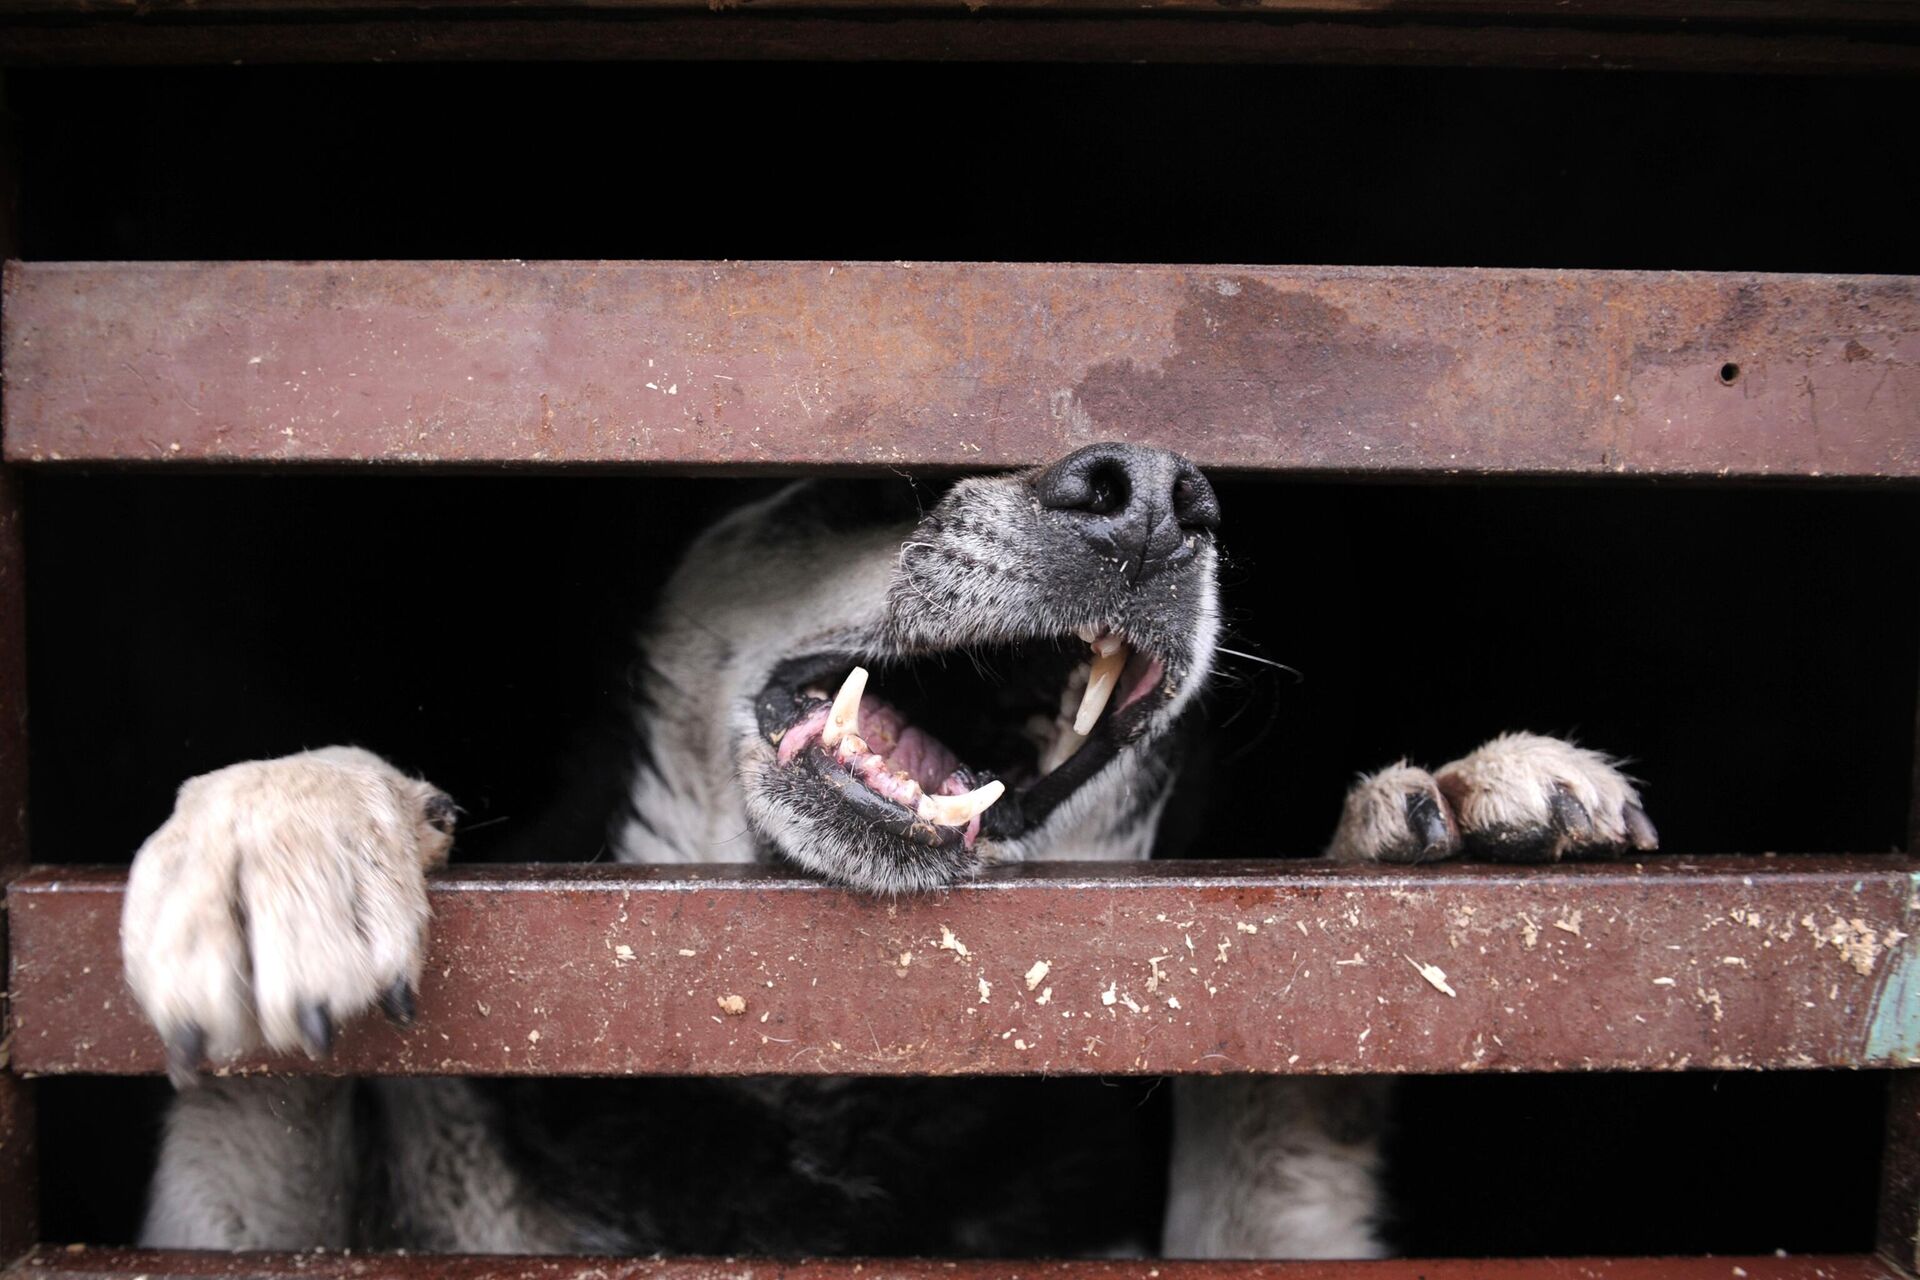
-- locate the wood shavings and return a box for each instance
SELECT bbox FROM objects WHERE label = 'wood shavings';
[1406,956,1456,998]
[677,948,697,957]
[1519,915,1539,949]
[1101,982,1118,1006]
[978,977,992,1004]
[1807,916,1886,975]
[1236,922,1258,934]
[938,925,970,958]
[527,1029,541,1044]
[1553,911,1583,936]
[1025,960,1050,990]
[1035,987,1052,1005]
[1119,992,1143,1013]
[613,944,635,962]
[1652,977,1676,986]
[717,994,747,1016]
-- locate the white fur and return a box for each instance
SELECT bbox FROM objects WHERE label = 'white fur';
[121,746,451,1075]
[1164,1079,1387,1259]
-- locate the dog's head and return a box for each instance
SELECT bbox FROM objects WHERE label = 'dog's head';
[633,443,1221,892]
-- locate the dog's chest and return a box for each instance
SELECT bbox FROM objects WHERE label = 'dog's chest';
[468,1076,1170,1255]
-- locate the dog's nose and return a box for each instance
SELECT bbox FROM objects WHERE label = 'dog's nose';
[1033,443,1220,584]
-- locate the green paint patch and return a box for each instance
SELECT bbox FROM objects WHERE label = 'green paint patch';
[1865,871,1920,1064]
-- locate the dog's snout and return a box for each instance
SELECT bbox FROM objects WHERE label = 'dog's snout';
[1034,443,1219,583]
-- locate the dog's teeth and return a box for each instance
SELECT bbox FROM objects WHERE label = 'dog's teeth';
[917,780,1005,827]
[1039,727,1088,775]
[1073,643,1129,735]
[1074,625,1100,644]
[1091,632,1125,658]
[835,733,869,763]
[822,666,867,749]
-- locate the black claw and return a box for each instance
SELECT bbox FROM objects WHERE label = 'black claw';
[379,978,418,1027]
[165,1023,207,1085]
[1403,790,1457,860]
[424,791,459,836]
[298,1002,335,1058]
[1549,784,1594,840]
[1624,802,1660,852]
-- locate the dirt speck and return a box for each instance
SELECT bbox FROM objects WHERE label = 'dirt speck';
[717,994,747,1016]
[1406,956,1457,998]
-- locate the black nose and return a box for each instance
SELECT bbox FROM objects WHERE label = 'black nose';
[1033,443,1220,584]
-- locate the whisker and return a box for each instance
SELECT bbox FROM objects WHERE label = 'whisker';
[1215,646,1303,681]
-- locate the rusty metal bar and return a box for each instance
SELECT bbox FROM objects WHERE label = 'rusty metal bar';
[4,0,1916,20]
[0,122,41,1263]
[1,12,1917,73]
[9,857,1919,1079]
[1,1248,1909,1280]
[4,261,1917,480]
[1881,1074,1920,1273]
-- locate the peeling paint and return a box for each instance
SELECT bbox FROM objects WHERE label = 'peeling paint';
[1865,873,1920,1063]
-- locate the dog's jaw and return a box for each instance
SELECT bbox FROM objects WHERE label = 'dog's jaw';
[618,458,1222,893]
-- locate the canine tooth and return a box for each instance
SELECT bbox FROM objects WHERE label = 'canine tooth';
[822,666,868,749]
[1039,727,1088,775]
[1074,625,1100,644]
[917,780,1005,827]
[1073,643,1129,735]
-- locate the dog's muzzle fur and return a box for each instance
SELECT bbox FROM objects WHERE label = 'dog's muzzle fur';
[619,443,1224,893]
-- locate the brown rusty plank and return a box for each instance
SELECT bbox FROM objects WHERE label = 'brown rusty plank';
[8,857,1919,1079]
[4,261,1917,479]
[1881,1074,1920,1273]
[4,0,1917,20]
[1,1248,1909,1280]
[0,138,40,1258]
[1,14,1917,73]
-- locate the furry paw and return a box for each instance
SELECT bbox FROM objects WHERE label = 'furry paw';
[1329,733,1656,864]
[1327,762,1460,864]
[120,747,455,1085]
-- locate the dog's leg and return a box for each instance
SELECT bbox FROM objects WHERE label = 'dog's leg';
[1163,1077,1388,1259]
[141,1079,356,1248]
[1327,733,1658,864]
[124,747,455,1250]
[121,746,454,1079]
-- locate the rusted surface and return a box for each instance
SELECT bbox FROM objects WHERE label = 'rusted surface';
[4,0,1916,19]
[9,857,1920,1078]
[1,13,1918,73]
[1882,1073,1920,1273]
[1,1249,1908,1280]
[4,261,1917,479]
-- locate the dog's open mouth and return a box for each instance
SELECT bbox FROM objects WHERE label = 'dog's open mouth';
[756,630,1168,851]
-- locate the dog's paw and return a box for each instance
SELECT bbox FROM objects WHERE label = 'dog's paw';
[1327,762,1461,864]
[1328,733,1656,864]
[1435,732,1657,862]
[120,747,456,1085]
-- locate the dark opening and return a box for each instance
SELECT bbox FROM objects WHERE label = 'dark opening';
[7,57,1916,1262]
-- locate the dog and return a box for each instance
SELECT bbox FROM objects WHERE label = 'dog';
[119,443,1656,1258]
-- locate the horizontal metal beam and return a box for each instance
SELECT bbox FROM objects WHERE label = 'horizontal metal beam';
[1,12,1917,73]
[1,1249,1908,1280]
[4,262,1917,479]
[8,858,1918,1078]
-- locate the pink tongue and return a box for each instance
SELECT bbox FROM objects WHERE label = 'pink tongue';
[779,693,964,793]
[891,726,960,791]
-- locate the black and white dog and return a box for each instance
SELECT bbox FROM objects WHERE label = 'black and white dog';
[120,444,1656,1258]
